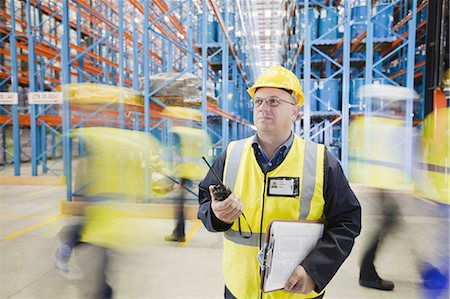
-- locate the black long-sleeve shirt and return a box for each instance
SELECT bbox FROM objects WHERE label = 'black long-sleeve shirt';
[198,137,361,292]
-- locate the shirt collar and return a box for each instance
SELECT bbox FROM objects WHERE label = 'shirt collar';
[251,132,294,155]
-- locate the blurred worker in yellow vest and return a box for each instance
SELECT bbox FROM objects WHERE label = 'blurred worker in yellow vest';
[349,84,418,291]
[161,107,212,242]
[414,106,449,205]
[55,127,169,298]
[413,78,449,298]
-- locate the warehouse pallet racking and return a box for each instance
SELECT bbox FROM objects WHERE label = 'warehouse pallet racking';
[282,0,426,174]
[0,0,256,201]
[0,0,439,200]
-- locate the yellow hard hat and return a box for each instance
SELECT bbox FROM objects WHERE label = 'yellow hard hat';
[247,65,305,106]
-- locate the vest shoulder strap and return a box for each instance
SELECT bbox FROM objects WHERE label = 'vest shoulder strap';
[299,140,322,219]
[224,138,248,192]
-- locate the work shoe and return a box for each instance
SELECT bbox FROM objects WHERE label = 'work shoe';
[164,234,186,242]
[359,277,394,291]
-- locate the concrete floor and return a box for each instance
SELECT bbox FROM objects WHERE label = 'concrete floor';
[0,183,449,299]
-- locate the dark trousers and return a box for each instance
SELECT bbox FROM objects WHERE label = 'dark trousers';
[58,224,112,299]
[96,246,113,299]
[360,190,400,281]
[173,178,190,238]
[58,223,84,255]
[174,196,185,238]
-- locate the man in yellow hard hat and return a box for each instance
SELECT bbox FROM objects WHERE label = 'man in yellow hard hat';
[198,65,361,298]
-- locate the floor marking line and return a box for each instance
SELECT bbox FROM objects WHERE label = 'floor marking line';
[179,219,202,247]
[26,187,56,197]
[2,215,62,241]
[0,214,56,219]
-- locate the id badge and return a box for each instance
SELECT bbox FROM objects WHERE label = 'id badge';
[267,177,300,197]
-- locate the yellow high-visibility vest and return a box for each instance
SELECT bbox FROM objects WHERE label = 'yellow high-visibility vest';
[72,127,168,199]
[414,107,449,204]
[222,135,326,298]
[171,126,212,180]
[348,116,413,191]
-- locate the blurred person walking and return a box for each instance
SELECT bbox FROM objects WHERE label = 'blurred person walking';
[161,109,212,242]
[414,81,449,298]
[348,84,419,291]
[55,127,166,298]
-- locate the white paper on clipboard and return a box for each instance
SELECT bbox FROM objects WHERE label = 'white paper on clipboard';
[259,220,324,293]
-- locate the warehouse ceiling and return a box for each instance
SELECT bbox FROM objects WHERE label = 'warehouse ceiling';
[235,0,286,77]
[252,0,285,71]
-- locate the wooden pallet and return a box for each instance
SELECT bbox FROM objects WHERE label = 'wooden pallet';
[0,176,66,185]
[154,96,218,108]
[60,200,199,219]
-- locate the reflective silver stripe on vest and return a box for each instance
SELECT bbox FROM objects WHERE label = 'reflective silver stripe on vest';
[299,141,318,219]
[225,139,247,192]
[224,229,263,247]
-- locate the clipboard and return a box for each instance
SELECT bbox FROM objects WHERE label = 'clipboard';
[257,220,325,293]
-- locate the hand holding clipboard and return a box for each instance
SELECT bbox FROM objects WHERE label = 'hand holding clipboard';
[257,220,325,293]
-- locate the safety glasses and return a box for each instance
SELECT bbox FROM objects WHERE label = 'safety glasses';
[252,97,296,108]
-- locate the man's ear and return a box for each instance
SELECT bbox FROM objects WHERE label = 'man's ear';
[291,105,300,121]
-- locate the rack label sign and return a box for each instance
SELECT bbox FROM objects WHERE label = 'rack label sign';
[28,92,63,104]
[0,92,18,105]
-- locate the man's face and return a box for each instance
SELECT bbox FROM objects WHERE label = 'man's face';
[253,87,299,135]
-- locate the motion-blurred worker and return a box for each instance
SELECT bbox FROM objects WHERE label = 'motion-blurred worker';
[413,72,449,298]
[349,84,419,291]
[55,127,167,298]
[198,65,361,298]
[164,124,212,242]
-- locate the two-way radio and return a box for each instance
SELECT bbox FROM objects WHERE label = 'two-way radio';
[201,157,232,201]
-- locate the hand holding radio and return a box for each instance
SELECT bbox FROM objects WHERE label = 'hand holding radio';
[209,185,243,224]
[201,157,232,201]
[202,157,243,224]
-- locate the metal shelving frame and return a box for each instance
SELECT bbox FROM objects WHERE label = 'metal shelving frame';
[284,0,423,175]
[0,0,20,175]
[286,0,351,172]
[0,0,256,201]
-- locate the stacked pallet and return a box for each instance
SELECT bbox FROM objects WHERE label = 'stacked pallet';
[144,73,218,107]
